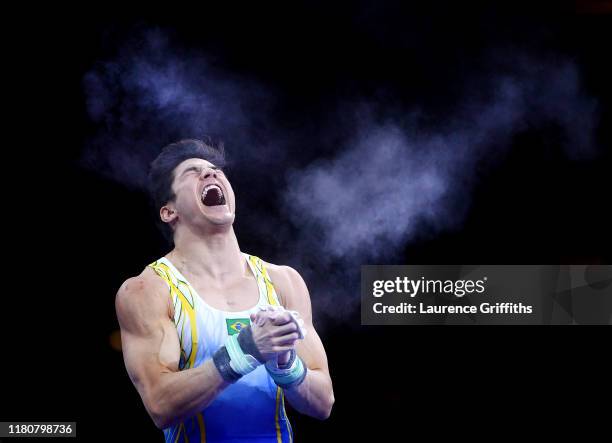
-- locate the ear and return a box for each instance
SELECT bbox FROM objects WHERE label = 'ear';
[160,204,178,225]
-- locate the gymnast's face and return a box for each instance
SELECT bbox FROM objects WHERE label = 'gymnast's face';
[163,158,236,230]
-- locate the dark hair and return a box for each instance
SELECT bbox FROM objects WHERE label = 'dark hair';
[148,138,226,244]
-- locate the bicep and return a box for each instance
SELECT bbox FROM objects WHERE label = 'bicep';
[116,279,180,402]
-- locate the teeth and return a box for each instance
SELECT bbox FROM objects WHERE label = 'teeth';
[202,184,222,199]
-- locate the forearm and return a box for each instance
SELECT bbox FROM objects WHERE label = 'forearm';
[283,368,334,420]
[146,360,229,429]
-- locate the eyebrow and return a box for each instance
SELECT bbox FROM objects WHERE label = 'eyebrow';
[180,164,219,177]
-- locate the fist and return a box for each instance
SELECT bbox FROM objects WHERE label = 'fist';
[254,306,307,338]
[252,306,307,366]
[249,309,301,362]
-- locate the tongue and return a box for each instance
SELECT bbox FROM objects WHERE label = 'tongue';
[202,188,224,206]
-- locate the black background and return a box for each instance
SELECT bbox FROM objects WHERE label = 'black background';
[3,1,611,441]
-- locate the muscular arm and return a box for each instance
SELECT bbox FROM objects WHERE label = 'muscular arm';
[115,269,229,429]
[269,265,335,420]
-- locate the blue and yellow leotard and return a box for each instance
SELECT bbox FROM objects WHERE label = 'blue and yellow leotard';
[148,253,293,443]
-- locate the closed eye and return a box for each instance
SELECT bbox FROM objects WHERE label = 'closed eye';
[182,166,202,176]
[181,165,224,177]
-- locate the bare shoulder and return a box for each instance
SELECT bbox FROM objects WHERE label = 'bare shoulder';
[263,261,310,308]
[115,267,172,329]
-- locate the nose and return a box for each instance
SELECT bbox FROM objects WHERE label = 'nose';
[200,168,217,180]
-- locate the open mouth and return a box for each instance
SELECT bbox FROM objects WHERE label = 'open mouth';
[201,184,227,207]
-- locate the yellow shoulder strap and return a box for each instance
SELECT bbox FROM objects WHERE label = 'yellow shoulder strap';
[247,254,282,307]
[148,259,199,369]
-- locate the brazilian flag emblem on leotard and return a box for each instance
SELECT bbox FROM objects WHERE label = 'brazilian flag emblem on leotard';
[226,318,251,335]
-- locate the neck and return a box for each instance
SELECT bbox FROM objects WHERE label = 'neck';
[169,225,245,282]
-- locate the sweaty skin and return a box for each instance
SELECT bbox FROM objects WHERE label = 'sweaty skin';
[115,158,334,429]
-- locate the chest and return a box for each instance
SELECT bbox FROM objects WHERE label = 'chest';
[191,275,262,311]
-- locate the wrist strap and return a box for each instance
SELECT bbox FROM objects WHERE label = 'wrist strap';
[278,349,297,370]
[226,334,261,375]
[213,325,264,381]
[236,326,265,363]
[212,346,241,383]
[266,354,307,389]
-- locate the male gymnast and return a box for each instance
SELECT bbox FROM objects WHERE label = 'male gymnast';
[115,139,334,442]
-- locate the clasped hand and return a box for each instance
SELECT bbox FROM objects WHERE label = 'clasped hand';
[250,308,305,365]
